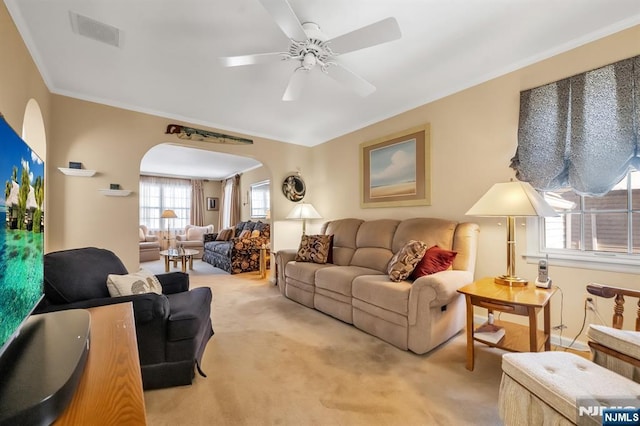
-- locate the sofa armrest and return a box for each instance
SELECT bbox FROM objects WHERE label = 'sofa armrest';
[175,234,187,242]
[408,270,473,325]
[157,272,190,294]
[35,293,170,325]
[275,249,298,290]
[145,235,159,242]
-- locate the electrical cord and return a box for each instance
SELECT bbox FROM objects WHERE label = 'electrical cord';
[564,298,588,351]
[552,286,564,350]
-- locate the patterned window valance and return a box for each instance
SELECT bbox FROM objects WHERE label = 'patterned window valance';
[511,55,640,196]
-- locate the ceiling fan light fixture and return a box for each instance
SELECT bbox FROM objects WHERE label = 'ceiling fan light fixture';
[302,52,317,70]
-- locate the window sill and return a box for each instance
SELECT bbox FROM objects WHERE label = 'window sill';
[524,251,640,274]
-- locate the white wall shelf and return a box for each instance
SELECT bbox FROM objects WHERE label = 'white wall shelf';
[99,189,132,197]
[58,167,96,177]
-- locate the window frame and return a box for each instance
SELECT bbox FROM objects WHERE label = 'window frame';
[249,180,270,219]
[525,173,640,274]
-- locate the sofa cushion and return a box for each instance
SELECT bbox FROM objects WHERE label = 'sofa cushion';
[285,261,333,286]
[392,218,457,254]
[186,225,213,241]
[44,247,127,303]
[239,229,251,239]
[295,234,333,264]
[107,269,163,297]
[387,240,428,282]
[315,265,382,296]
[352,275,411,316]
[411,245,457,279]
[322,219,363,266]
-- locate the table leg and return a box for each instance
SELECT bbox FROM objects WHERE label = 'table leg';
[544,302,551,351]
[181,257,187,273]
[465,294,474,371]
[189,255,194,270]
[259,248,266,278]
[164,256,169,273]
[528,307,538,351]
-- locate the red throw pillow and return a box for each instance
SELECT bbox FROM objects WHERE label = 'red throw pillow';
[410,245,457,279]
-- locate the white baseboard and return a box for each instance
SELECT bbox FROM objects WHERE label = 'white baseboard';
[472,314,589,352]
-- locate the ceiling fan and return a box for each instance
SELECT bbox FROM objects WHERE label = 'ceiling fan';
[219,0,401,101]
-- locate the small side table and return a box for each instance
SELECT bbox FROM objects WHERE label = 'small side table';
[457,277,557,371]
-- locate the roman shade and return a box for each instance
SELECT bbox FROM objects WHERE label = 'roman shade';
[511,55,640,196]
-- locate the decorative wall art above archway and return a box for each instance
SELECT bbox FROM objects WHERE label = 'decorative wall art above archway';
[282,174,306,201]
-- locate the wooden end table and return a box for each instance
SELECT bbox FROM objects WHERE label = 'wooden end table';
[159,249,198,273]
[457,277,557,371]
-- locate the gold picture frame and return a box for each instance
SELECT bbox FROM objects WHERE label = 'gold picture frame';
[360,124,431,208]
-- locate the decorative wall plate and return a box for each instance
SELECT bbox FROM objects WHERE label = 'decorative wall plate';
[282,175,306,201]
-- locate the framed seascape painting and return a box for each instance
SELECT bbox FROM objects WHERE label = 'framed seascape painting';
[360,124,431,208]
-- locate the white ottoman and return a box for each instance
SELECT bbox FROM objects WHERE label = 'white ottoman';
[499,351,640,425]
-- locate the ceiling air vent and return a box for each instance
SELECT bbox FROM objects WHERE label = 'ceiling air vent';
[69,11,121,48]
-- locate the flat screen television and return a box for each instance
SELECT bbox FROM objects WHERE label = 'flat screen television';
[0,114,45,359]
[0,114,89,424]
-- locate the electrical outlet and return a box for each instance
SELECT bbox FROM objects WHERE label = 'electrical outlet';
[586,296,597,311]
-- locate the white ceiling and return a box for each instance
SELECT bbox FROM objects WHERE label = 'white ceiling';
[5,0,640,153]
[140,144,261,180]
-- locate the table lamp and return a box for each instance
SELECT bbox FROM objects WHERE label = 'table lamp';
[161,209,178,249]
[286,202,321,235]
[466,180,557,286]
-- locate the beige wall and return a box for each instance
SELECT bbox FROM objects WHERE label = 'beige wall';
[2,0,640,344]
[312,25,640,341]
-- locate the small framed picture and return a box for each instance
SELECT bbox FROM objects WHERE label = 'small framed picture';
[206,197,219,211]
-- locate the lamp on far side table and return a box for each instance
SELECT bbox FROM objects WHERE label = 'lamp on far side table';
[466,179,557,286]
[286,202,321,235]
[161,209,178,249]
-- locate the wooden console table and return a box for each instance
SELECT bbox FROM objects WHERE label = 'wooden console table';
[55,303,146,425]
[458,277,557,371]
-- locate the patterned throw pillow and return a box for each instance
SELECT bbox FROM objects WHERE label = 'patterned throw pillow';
[239,229,251,239]
[216,228,234,241]
[250,229,261,238]
[387,240,429,282]
[295,234,333,264]
[410,245,457,279]
[106,269,162,297]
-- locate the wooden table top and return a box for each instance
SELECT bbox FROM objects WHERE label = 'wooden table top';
[458,277,556,308]
[55,303,146,425]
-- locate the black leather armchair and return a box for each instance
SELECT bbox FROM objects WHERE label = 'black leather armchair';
[35,247,214,390]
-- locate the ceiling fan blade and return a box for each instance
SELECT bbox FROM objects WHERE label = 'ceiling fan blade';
[258,0,307,41]
[326,17,401,55]
[282,67,309,101]
[219,52,287,67]
[326,63,376,97]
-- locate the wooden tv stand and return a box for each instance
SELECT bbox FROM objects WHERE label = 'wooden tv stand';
[55,303,146,425]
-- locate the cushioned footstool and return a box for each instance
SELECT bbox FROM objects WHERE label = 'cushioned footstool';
[499,351,640,425]
[588,324,640,383]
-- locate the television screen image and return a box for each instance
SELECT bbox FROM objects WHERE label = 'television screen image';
[0,115,44,358]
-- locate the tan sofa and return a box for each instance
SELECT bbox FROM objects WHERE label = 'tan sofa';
[176,224,214,259]
[139,225,160,262]
[275,218,479,354]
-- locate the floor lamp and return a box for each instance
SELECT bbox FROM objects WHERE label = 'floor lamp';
[466,180,557,286]
[161,209,178,249]
[286,202,321,235]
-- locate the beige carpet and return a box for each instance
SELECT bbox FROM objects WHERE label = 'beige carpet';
[144,273,505,425]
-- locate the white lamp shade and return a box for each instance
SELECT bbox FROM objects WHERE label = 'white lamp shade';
[286,203,322,220]
[466,181,558,217]
[161,209,178,219]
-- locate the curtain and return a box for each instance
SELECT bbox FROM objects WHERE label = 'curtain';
[190,179,205,226]
[511,55,640,196]
[220,174,241,229]
[139,175,191,231]
[230,174,241,226]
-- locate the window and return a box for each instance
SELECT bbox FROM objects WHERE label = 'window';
[139,176,191,231]
[531,171,640,272]
[250,180,270,218]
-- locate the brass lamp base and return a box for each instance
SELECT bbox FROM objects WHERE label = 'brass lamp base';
[494,275,528,287]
